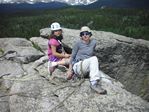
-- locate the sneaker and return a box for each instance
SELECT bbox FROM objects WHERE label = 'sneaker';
[48,61,56,74]
[57,65,67,72]
[49,66,55,73]
[90,84,107,94]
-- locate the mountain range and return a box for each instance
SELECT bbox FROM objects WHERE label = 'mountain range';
[83,0,149,9]
[0,2,69,13]
[0,0,97,5]
[0,0,149,14]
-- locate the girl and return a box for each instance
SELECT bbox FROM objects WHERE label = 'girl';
[48,22,70,74]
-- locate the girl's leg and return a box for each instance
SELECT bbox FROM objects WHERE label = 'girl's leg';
[49,58,70,67]
[48,61,55,74]
[57,58,70,66]
[48,58,70,74]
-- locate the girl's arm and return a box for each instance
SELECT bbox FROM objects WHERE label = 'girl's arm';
[51,45,70,58]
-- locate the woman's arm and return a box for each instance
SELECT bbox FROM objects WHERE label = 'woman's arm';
[70,42,79,64]
[66,42,79,79]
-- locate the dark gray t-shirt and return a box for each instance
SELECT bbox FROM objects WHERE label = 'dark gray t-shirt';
[70,39,96,65]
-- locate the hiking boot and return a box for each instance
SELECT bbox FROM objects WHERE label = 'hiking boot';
[90,84,107,94]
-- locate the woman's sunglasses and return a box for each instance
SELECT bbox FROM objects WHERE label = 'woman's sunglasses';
[80,31,92,37]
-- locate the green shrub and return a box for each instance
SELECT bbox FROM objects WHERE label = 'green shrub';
[0,8,149,40]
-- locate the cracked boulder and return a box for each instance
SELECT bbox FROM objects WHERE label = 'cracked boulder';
[0,38,44,64]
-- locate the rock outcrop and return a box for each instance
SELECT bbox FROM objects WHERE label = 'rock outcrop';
[40,28,149,101]
[0,28,149,112]
[63,28,149,102]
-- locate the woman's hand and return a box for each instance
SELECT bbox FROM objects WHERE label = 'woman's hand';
[66,69,73,80]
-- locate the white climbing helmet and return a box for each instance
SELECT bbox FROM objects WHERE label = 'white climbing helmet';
[50,22,62,31]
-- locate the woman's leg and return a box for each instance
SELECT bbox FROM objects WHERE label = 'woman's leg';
[86,56,101,82]
[73,56,101,81]
[73,56,107,94]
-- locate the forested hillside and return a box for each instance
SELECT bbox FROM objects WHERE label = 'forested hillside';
[0,7,149,40]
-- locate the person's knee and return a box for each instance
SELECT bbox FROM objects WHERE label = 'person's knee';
[62,58,69,65]
[90,56,98,61]
[65,59,69,65]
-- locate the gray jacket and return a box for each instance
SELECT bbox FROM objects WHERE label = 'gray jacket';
[70,38,96,65]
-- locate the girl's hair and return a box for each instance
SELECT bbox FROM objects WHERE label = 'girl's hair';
[48,29,63,39]
[48,30,63,41]
[48,31,55,39]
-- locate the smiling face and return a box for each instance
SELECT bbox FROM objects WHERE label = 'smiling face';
[80,31,92,42]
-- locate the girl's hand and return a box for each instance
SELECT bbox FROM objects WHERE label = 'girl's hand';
[64,53,71,58]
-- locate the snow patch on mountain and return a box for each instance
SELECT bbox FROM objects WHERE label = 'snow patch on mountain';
[0,0,98,5]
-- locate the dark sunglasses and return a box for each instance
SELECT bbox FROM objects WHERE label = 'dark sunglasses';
[80,31,92,37]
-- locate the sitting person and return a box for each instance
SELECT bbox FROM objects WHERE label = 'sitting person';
[67,26,107,94]
[48,22,71,74]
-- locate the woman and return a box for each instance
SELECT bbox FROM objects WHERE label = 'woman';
[48,22,70,74]
[67,26,107,94]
